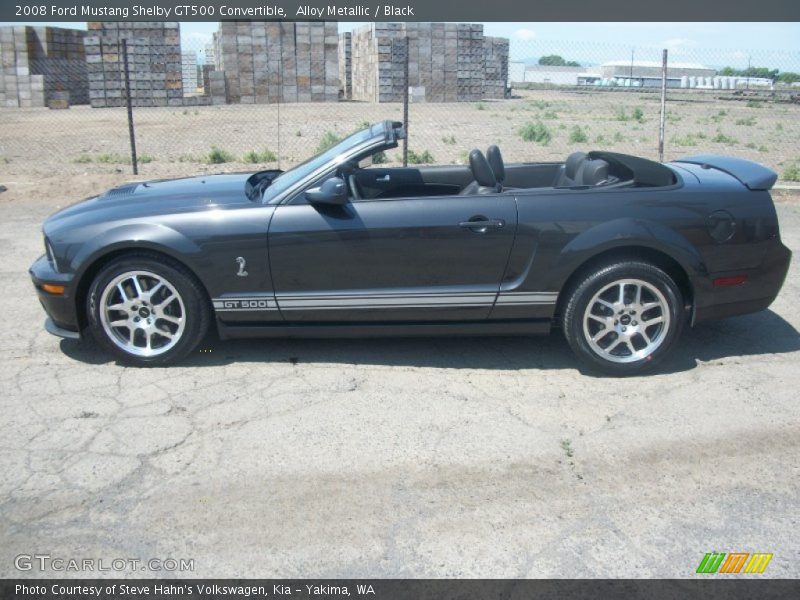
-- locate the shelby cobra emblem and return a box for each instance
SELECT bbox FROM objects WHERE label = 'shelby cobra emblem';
[235,256,248,277]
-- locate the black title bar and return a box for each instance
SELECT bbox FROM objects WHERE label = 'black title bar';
[3,0,800,22]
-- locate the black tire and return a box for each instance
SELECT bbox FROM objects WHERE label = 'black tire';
[561,260,685,376]
[86,253,210,366]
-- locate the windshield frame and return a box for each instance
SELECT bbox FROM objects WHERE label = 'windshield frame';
[262,121,398,205]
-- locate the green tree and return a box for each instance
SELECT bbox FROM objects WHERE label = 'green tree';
[538,55,581,67]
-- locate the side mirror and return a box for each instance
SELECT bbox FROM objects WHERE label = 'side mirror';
[306,177,348,206]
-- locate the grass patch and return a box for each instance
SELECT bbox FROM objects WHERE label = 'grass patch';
[710,109,728,124]
[519,121,552,145]
[614,106,645,123]
[315,131,342,153]
[441,135,457,145]
[746,100,763,108]
[243,148,278,163]
[735,116,757,126]
[475,102,486,111]
[407,149,435,164]
[96,153,128,164]
[569,125,588,144]
[542,110,559,120]
[371,151,387,164]
[561,439,574,459]
[528,99,551,110]
[776,123,784,132]
[207,146,234,164]
[745,142,769,152]
[74,154,93,163]
[138,154,155,164]
[613,131,625,143]
[782,163,800,182]
[712,131,738,145]
[594,134,606,144]
[670,133,707,147]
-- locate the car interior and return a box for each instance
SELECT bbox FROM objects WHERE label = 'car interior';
[338,144,676,202]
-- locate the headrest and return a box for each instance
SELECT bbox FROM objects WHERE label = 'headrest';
[469,149,497,188]
[565,151,587,179]
[486,145,505,183]
[579,159,609,186]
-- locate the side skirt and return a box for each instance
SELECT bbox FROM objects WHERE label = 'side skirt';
[217,319,553,340]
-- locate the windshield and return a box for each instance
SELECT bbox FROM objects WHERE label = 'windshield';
[263,123,383,201]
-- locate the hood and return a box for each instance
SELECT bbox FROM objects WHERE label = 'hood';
[45,173,255,233]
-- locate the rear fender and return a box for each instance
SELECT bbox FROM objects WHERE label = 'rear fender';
[552,217,707,287]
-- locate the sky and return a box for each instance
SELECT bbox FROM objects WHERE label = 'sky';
[14,21,800,69]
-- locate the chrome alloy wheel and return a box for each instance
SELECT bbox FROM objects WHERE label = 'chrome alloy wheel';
[99,270,186,357]
[582,278,670,364]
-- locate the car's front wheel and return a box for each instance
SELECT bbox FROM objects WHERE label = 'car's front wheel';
[561,260,685,375]
[87,254,210,366]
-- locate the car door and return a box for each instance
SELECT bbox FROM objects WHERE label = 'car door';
[267,187,518,322]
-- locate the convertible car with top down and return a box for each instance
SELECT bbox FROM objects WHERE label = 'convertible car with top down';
[30,121,791,375]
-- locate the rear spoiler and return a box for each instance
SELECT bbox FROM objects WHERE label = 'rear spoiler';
[675,155,777,191]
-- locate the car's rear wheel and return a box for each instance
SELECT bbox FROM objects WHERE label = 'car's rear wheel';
[87,255,209,366]
[561,260,685,375]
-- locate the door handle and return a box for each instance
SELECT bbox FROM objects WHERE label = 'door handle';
[376,174,391,182]
[459,218,505,232]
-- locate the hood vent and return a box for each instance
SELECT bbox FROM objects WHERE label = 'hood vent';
[103,184,139,198]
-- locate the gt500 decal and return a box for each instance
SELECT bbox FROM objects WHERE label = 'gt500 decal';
[212,297,277,312]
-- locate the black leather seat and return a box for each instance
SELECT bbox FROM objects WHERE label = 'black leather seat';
[460,149,501,195]
[554,151,587,187]
[486,145,505,186]
[576,158,610,186]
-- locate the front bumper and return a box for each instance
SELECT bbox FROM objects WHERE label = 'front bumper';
[29,254,81,335]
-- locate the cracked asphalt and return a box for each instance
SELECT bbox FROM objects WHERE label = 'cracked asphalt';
[1,187,799,578]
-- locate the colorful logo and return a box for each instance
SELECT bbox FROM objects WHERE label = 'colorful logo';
[696,552,773,574]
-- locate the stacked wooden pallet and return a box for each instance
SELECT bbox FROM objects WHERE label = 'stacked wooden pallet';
[214,21,339,104]
[0,26,87,108]
[338,31,352,100]
[483,36,510,99]
[181,50,198,95]
[85,22,210,108]
[349,23,509,103]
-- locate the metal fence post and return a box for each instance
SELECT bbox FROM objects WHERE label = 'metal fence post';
[402,36,409,167]
[658,48,668,163]
[121,38,138,175]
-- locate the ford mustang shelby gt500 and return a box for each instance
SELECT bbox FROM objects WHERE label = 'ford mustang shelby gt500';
[30,121,791,374]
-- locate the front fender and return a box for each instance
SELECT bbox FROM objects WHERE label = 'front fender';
[68,222,202,283]
[551,217,708,288]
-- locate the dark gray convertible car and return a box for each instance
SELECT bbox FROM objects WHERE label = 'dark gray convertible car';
[30,121,791,374]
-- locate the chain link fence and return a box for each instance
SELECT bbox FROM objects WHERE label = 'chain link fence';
[1,27,799,185]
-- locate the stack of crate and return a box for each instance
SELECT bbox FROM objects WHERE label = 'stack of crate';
[85,22,209,108]
[27,26,88,105]
[0,26,41,107]
[349,23,509,103]
[214,21,339,104]
[483,36,509,99]
[181,50,198,95]
[456,24,484,102]
[0,25,89,108]
[337,31,351,100]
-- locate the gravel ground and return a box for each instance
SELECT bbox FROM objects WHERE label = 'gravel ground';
[0,178,798,578]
